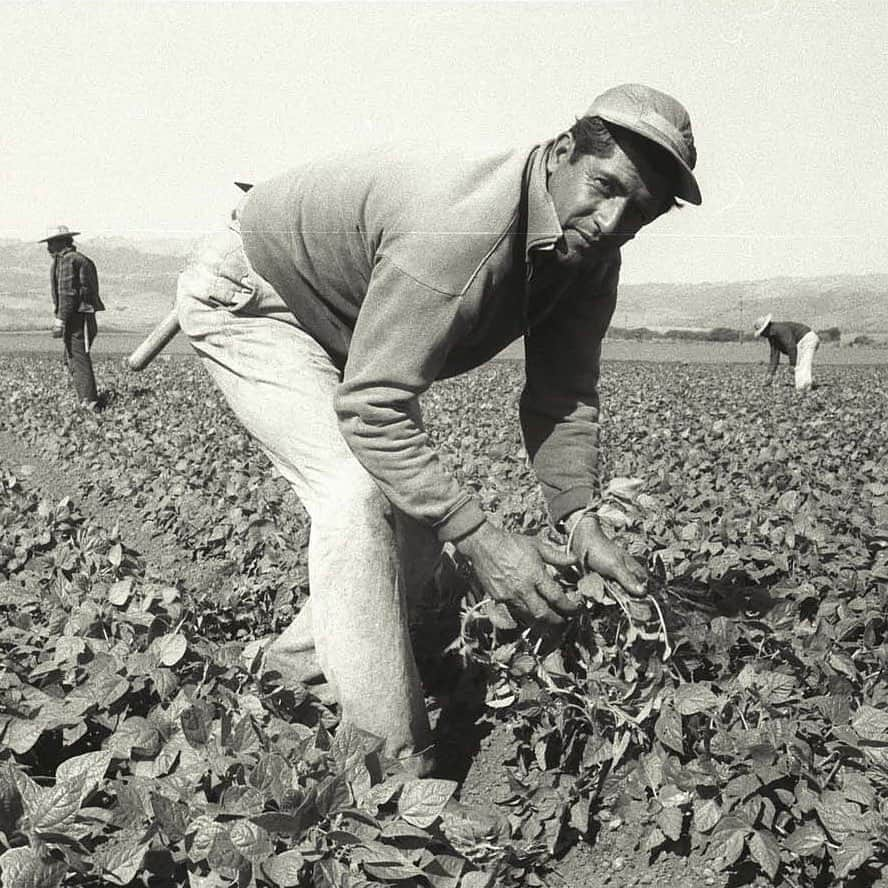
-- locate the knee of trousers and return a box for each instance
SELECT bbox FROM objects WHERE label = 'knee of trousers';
[311,462,395,533]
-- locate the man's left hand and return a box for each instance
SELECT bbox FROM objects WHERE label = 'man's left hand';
[567,513,648,597]
[51,318,64,338]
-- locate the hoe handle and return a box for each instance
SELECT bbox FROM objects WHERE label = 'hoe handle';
[127,309,181,371]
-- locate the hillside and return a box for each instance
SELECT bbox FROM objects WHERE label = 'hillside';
[616,275,888,336]
[1,237,885,336]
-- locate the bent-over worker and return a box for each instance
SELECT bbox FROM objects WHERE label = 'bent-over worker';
[175,83,702,774]
[754,314,820,391]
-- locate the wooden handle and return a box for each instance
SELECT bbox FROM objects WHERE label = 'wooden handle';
[126,309,181,370]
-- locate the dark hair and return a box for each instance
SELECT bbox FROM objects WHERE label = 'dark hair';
[568,115,682,213]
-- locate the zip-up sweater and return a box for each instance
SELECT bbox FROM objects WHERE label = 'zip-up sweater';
[240,143,621,542]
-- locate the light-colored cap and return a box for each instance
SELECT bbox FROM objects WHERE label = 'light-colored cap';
[38,224,80,243]
[754,314,773,337]
[586,83,701,205]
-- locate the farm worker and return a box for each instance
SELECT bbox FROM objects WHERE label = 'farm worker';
[175,83,702,774]
[39,225,106,412]
[754,315,820,391]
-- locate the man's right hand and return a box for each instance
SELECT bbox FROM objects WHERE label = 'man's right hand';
[455,521,579,625]
[51,318,64,338]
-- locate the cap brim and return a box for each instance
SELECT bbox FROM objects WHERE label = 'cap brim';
[594,110,702,205]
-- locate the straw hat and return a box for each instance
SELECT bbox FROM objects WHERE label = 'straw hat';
[38,224,80,243]
[753,314,773,337]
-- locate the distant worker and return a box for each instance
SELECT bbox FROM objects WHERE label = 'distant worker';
[39,225,105,411]
[753,314,820,391]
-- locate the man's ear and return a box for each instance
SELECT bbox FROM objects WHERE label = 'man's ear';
[547,132,575,173]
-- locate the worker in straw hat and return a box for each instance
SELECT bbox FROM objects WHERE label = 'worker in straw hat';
[173,83,702,774]
[38,225,106,411]
[753,314,820,391]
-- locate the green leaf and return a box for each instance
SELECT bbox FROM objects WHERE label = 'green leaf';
[4,716,49,755]
[107,577,134,606]
[151,794,189,841]
[363,858,427,881]
[153,632,187,666]
[673,683,719,715]
[459,873,496,888]
[656,806,684,842]
[188,816,227,863]
[181,703,212,747]
[228,819,273,861]
[654,704,683,754]
[20,773,85,831]
[834,835,874,880]
[815,792,864,842]
[693,798,721,833]
[56,749,112,803]
[784,822,826,856]
[0,847,67,888]
[659,783,691,808]
[207,828,243,874]
[93,828,150,885]
[422,853,464,888]
[748,829,780,879]
[851,704,888,742]
[397,778,457,829]
[315,773,351,817]
[261,850,305,887]
[642,826,667,853]
[840,770,875,807]
[108,716,162,758]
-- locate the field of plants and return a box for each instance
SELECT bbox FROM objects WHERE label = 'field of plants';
[0,352,887,888]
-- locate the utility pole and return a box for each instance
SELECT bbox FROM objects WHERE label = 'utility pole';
[738,292,744,342]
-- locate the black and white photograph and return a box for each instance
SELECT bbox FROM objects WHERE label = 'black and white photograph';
[1,2,887,886]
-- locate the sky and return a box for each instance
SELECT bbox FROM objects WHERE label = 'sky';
[2,0,887,284]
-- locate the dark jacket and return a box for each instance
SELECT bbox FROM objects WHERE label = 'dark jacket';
[240,142,620,541]
[763,321,811,371]
[51,247,105,323]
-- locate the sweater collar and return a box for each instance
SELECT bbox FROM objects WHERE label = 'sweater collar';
[524,141,563,261]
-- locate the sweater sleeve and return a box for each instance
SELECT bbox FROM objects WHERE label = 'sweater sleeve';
[334,256,486,542]
[768,340,780,373]
[78,256,100,309]
[520,254,619,527]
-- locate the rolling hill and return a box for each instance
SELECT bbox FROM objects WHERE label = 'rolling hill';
[1,237,885,337]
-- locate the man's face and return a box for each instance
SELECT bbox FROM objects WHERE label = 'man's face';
[46,239,65,256]
[546,131,673,264]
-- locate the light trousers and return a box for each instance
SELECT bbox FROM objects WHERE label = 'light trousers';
[794,331,820,390]
[176,226,441,772]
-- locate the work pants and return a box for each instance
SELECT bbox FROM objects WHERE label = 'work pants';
[64,314,99,404]
[794,331,820,390]
[176,226,440,773]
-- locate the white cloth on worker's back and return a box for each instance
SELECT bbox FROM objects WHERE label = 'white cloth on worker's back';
[176,226,440,774]
[794,330,820,390]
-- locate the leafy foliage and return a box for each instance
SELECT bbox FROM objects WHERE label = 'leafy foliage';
[1,355,887,887]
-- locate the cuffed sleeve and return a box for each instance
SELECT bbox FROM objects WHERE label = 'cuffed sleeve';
[335,256,486,542]
[520,254,620,527]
